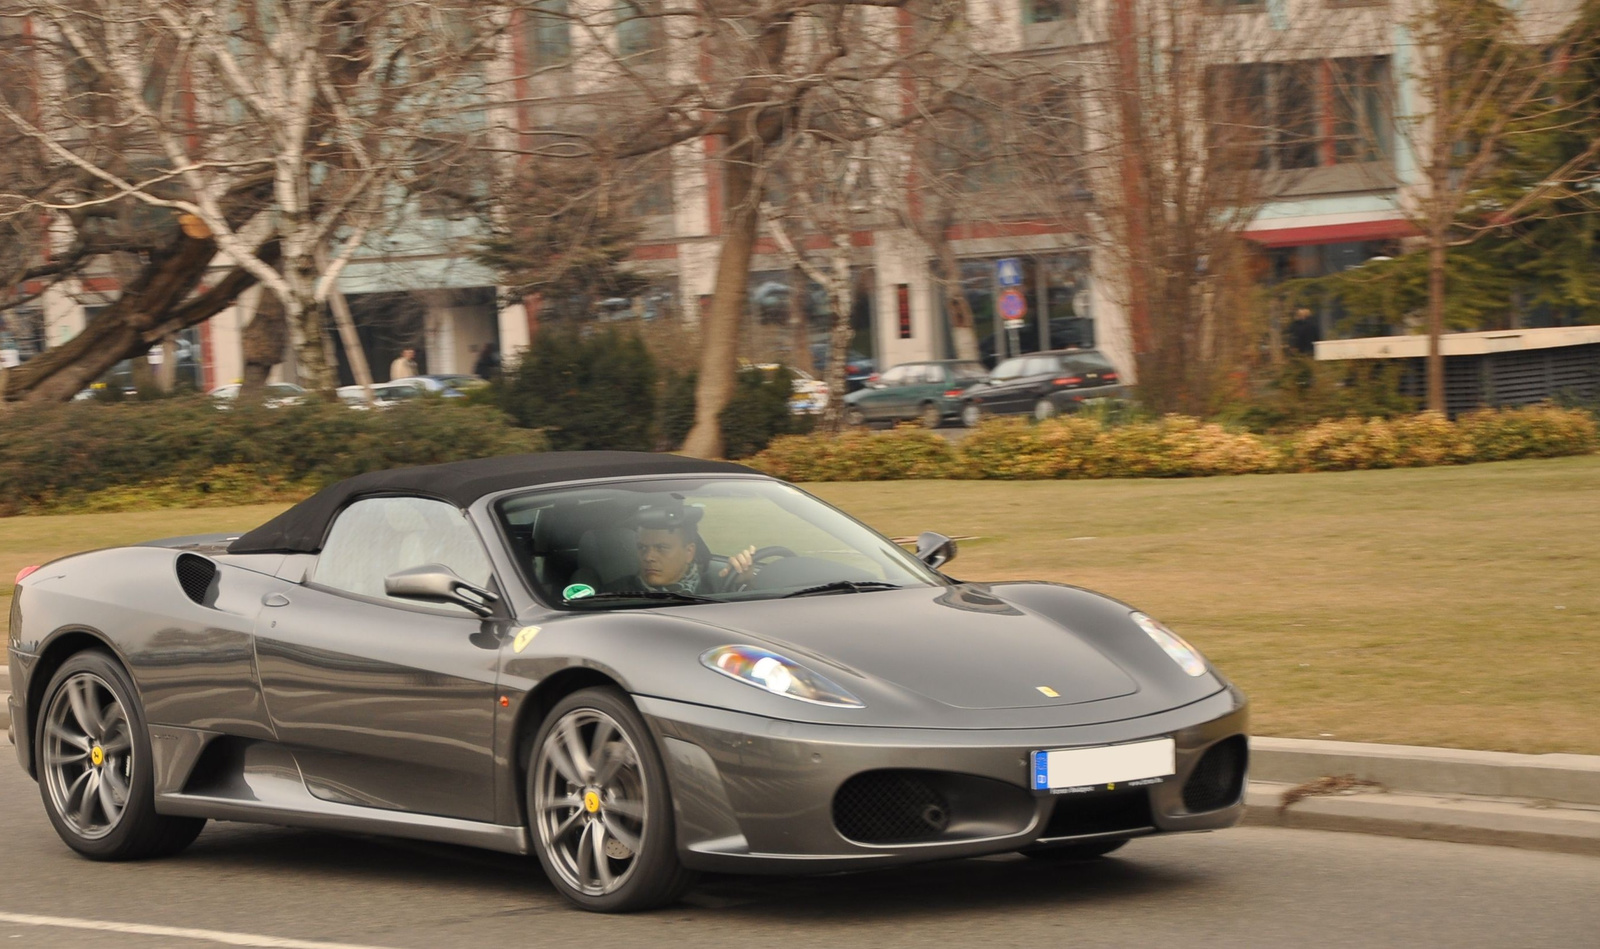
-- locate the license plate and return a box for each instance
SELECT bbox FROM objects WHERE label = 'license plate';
[1031,738,1175,793]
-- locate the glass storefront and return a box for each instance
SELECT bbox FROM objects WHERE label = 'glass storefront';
[944,253,1094,366]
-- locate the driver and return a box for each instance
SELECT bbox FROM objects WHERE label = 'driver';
[609,500,757,595]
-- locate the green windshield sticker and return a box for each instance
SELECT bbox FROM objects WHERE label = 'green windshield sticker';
[562,583,596,601]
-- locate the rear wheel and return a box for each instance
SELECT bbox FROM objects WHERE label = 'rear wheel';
[36,650,205,860]
[1021,838,1128,861]
[919,402,943,429]
[1033,397,1058,421]
[528,687,695,912]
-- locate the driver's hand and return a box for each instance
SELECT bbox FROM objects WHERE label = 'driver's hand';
[720,545,758,586]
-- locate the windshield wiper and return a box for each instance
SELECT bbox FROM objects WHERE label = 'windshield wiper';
[563,590,720,607]
[783,580,905,598]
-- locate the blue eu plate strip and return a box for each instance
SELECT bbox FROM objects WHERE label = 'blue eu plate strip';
[1031,751,1048,790]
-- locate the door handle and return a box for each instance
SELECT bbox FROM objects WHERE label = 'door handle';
[262,592,291,607]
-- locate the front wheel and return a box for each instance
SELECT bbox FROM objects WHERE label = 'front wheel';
[528,688,696,912]
[844,407,866,427]
[919,402,943,429]
[37,650,205,860]
[961,402,983,428]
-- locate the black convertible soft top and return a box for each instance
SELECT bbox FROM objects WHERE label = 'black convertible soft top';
[227,451,757,554]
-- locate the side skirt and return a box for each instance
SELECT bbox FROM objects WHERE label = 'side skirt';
[156,791,530,856]
[148,726,527,856]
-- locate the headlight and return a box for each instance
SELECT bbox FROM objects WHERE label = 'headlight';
[1131,612,1208,677]
[701,645,864,707]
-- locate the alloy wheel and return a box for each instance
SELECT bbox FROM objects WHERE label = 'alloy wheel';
[42,672,133,840]
[920,403,942,429]
[961,403,982,427]
[533,708,649,898]
[1034,397,1057,420]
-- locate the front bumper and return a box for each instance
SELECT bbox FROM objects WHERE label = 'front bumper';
[641,685,1247,873]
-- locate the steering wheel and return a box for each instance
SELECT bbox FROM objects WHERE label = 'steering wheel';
[749,546,798,565]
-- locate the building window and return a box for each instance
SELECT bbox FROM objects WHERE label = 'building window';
[526,0,572,67]
[615,0,664,63]
[1209,57,1390,172]
[1023,0,1072,23]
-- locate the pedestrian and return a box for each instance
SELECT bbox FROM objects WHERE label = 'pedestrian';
[473,341,501,380]
[389,347,418,381]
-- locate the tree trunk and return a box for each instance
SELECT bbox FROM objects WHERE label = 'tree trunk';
[5,230,220,402]
[681,17,794,459]
[1426,232,1447,413]
[818,244,856,433]
[682,153,760,459]
[934,238,979,361]
[788,265,813,373]
[242,288,288,399]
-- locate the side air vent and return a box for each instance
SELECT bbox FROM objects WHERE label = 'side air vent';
[175,554,218,605]
[1183,735,1248,813]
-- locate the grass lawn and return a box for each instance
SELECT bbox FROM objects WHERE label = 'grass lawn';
[3,456,1596,755]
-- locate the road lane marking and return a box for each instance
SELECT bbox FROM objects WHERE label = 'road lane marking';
[0,911,400,949]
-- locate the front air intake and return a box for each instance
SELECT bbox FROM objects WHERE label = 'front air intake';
[1182,735,1248,813]
[833,771,952,844]
[175,554,218,605]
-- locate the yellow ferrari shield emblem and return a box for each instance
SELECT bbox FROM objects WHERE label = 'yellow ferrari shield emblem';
[1036,686,1060,698]
[512,626,540,654]
[90,746,104,767]
[583,790,601,814]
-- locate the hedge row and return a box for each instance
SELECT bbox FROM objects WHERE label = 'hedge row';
[0,399,545,515]
[748,407,1598,481]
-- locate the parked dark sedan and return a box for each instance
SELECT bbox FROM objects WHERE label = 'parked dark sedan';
[961,349,1127,426]
[10,452,1244,913]
[843,360,989,428]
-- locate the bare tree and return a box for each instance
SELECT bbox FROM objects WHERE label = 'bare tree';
[0,0,505,398]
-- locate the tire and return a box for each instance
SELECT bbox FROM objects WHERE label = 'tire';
[961,402,983,428]
[36,650,205,860]
[528,687,696,912]
[1021,838,1129,861]
[1033,397,1058,421]
[844,407,866,427]
[919,402,942,429]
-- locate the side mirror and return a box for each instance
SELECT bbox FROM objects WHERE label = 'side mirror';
[914,531,957,570]
[384,563,499,617]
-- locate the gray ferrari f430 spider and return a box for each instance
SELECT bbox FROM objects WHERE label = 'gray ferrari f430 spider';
[8,452,1248,911]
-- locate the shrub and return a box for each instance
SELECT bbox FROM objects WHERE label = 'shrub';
[1455,405,1598,461]
[1222,355,1418,433]
[752,426,958,481]
[749,406,1594,481]
[659,365,813,459]
[0,398,544,515]
[1286,407,1594,471]
[498,328,657,450]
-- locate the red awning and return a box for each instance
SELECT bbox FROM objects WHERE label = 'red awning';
[1243,218,1418,248]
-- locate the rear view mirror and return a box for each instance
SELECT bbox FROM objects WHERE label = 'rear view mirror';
[914,531,958,570]
[385,563,499,616]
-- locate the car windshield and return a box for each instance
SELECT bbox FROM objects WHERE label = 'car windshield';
[496,477,945,608]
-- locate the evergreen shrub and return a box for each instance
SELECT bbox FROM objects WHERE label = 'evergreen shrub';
[0,398,543,515]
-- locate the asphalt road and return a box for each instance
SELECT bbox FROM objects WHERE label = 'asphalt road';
[0,758,1594,949]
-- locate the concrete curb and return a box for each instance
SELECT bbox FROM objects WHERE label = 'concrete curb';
[1250,736,1600,806]
[1243,782,1600,857]
[1246,737,1600,856]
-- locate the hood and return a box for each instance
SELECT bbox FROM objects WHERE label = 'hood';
[676,584,1139,710]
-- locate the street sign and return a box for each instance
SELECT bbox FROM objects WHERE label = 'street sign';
[996,258,1024,288]
[999,288,1027,326]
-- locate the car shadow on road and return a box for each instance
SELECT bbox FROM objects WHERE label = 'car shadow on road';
[180,823,1202,918]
